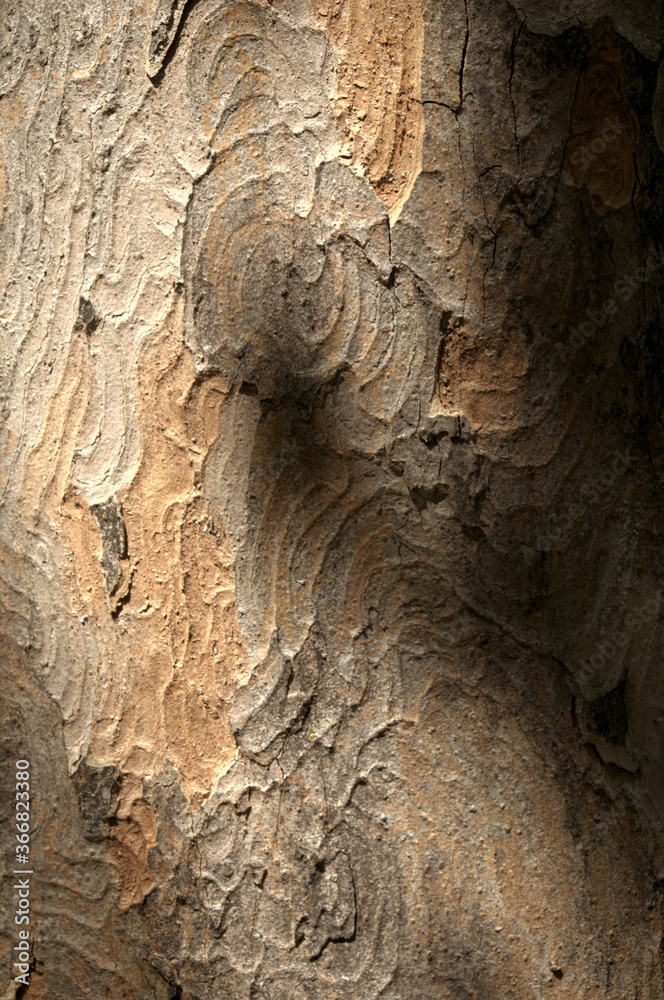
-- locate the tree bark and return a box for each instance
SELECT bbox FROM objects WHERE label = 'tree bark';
[2,0,664,997]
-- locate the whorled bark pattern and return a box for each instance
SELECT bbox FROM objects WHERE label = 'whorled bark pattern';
[2,0,664,997]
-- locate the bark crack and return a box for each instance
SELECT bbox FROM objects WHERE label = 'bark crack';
[508,23,524,170]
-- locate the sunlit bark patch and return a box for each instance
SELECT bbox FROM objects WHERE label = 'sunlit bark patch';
[317,0,425,223]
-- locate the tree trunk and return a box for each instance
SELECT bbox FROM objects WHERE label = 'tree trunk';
[2,0,664,996]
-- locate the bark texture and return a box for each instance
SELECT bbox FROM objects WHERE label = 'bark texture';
[2,0,664,997]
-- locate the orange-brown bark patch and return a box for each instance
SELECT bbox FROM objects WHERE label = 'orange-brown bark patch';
[316,0,425,223]
[60,303,248,806]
